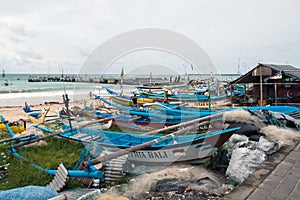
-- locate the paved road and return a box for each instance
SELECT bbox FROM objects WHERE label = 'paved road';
[247,143,300,200]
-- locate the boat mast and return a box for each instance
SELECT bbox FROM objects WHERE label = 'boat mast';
[150,71,152,86]
[119,67,124,95]
[237,58,241,75]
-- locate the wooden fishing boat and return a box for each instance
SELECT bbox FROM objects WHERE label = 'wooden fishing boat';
[95,93,300,118]
[106,88,153,107]
[61,125,239,164]
[27,108,50,124]
[0,116,26,133]
[94,111,199,131]
[93,95,300,132]
[9,112,236,182]
[92,95,218,130]
[136,87,165,97]
[24,105,71,124]
[137,87,231,102]
[109,87,234,108]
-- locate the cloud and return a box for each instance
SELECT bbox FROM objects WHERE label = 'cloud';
[1,0,300,73]
[8,36,24,43]
[8,23,35,38]
[15,49,43,60]
[0,18,36,38]
[77,47,90,57]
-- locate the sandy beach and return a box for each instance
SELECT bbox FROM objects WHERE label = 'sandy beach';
[0,99,87,122]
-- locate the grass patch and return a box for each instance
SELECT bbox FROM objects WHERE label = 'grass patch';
[0,135,85,190]
[44,120,63,131]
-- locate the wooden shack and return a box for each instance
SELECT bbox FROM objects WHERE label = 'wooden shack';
[230,63,300,106]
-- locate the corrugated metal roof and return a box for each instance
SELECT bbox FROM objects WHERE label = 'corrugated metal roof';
[260,63,300,79]
[231,63,300,84]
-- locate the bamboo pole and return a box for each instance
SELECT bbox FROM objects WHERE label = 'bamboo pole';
[82,125,196,167]
[144,112,223,135]
[274,83,277,106]
[208,81,211,110]
[128,116,143,122]
[244,84,246,103]
[260,65,263,106]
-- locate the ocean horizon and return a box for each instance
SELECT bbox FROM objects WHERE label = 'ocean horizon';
[0,73,239,107]
[0,73,115,107]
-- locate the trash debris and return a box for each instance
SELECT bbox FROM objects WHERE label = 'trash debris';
[256,136,279,155]
[250,110,300,131]
[226,147,267,183]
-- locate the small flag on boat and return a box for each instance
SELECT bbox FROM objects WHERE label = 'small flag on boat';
[120,67,124,95]
[120,67,124,78]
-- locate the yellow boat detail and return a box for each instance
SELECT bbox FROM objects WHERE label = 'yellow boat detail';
[27,108,50,124]
[110,96,153,107]
[0,119,26,133]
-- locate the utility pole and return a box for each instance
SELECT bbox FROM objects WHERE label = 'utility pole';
[237,58,241,75]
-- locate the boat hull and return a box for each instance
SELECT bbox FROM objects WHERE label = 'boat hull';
[0,122,25,133]
[110,95,153,107]
[61,125,238,165]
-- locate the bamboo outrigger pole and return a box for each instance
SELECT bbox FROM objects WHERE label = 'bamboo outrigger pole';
[82,125,196,167]
[143,112,223,135]
[11,116,116,148]
[11,111,224,149]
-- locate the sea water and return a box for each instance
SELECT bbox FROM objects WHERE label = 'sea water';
[0,74,119,107]
[0,73,238,107]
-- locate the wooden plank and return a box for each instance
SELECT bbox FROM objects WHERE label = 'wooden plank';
[49,181,58,191]
[59,163,68,176]
[105,163,124,167]
[104,170,123,175]
[55,172,67,186]
[47,163,68,192]
[53,176,64,188]
[105,174,124,178]
[105,161,126,165]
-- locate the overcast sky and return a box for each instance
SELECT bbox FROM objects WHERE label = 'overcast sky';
[0,0,299,74]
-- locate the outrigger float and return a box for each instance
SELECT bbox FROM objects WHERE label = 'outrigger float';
[6,111,239,186]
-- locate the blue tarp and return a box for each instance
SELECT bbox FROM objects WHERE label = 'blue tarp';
[0,186,58,200]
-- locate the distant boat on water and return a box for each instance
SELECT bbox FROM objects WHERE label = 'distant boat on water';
[1,69,12,86]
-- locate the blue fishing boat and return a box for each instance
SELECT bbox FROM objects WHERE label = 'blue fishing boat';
[106,88,154,107]
[136,87,232,102]
[107,87,233,108]
[95,93,300,119]
[93,109,221,132]
[60,125,240,164]
[8,113,238,182]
